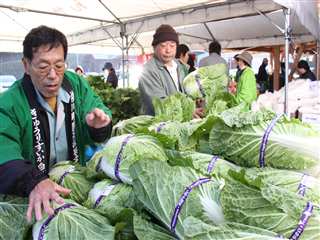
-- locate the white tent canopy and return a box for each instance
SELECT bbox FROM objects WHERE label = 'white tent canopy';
[0,0,318,53]
[0,0,318,113]
[274,0,320,40]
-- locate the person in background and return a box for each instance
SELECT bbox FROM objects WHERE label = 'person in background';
[232,51,257,108]
[279,62,286,88]
[234,55,241,83]
[256,58,269,93]
[199,39,228,74]
[0,25,112,222]
[175,44,190,76]
[297,60,316,81]
[138,24,204,118]
[75,65,84,76]
[187,53,196,73]
[102,62,118,88]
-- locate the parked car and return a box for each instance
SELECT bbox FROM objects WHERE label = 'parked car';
[0,75,16,93]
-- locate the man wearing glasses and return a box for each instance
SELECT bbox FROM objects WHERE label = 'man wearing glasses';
[0,26,112,221]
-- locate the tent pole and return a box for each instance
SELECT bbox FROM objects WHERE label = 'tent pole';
[127,22,144,49]
[203,22,216,41]
[317,40,320,80]
[99,0,129,87]
[284,8,291,117]
[178,32,212,42]
[102,28,122,49]
[121,24,126,88]
[126,34,129,88]
[0,3,118,23]
[273,46,280,91]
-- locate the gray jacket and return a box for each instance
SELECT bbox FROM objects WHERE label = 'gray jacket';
[138,56,186,115]
[199,53,229,74]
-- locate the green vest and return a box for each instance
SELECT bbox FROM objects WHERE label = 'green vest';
[0,71,111,166]
[234,67,257,109]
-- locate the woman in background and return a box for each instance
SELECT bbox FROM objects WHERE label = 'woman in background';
[297,60,316,81]
[103,62,118,88]
[232,51,257,109]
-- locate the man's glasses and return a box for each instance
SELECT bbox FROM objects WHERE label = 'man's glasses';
[30,61,65,76]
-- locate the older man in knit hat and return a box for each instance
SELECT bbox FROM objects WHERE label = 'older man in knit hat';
[138,24,204,117]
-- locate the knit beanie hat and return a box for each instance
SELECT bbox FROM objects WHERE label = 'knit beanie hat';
[152,24,179,47]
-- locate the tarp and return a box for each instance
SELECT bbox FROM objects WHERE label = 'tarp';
[0,0,318,54]
[274,0,320,40]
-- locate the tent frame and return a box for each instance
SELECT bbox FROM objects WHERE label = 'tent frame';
[254,6,292,116]
[0,0,316,102]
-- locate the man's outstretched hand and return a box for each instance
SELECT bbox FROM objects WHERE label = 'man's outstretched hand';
[192,107,204,119]
[193,98,205,119]
[86,108,111,129]
[26,179,71,222]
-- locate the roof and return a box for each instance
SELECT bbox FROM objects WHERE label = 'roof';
[0,0,318,53]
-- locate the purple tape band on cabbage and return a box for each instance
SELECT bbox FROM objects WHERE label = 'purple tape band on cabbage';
[259,114,283,168]
[93,184,117,208]
[289,201,313,240]
[297,174,307,197]
[156,122,166,133]
[94,195,106,209]
[207,155,219,174]
[38,203,76,240]
[57,168,74,185]
[96,157,103,172]
[170,177,211,232]
[297,185,306,197]
[114,134,134,181]
[195,74,206,98]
